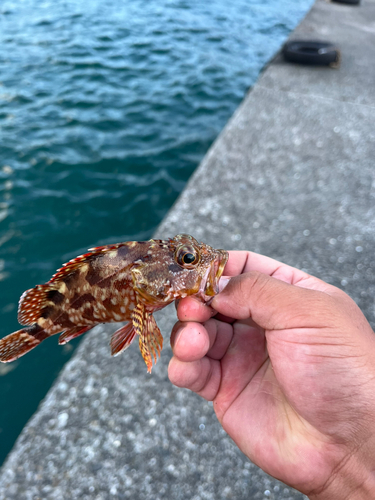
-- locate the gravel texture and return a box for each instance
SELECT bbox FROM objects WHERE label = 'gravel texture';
[1,0,374,499]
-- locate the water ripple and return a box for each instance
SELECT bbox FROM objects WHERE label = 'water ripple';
[0,0,314,465]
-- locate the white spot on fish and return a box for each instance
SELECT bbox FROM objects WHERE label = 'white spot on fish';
[57,282,68,293]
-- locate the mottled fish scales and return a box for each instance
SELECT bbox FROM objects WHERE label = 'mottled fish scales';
[0,235,228,373]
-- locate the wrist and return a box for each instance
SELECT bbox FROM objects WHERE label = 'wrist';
[309,446,375,500]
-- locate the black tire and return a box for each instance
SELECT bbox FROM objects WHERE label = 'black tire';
[283,41,340,66]
[331,0,360,4]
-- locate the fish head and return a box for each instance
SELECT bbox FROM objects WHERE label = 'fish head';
[131,234,228,306]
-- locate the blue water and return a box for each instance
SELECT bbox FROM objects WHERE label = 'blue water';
[0,0,313,464]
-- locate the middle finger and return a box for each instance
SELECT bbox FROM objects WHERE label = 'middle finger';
[171,318,234,362]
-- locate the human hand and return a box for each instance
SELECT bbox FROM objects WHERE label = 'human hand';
[169,251,375,499]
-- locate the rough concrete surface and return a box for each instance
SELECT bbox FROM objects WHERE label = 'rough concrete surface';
[1,0,374,499]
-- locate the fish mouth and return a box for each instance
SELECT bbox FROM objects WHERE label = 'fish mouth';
[198,249,228,303]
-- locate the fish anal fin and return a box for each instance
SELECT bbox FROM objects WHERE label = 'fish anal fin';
[58,326,93,345]
[0,325,48,363]
[110,322,137,356]
[145,313,163,363]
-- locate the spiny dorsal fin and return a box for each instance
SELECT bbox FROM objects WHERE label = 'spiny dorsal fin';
[49,243,130,283]
[18,241,134,326]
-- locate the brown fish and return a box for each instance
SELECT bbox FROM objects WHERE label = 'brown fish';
[0,234,228,372]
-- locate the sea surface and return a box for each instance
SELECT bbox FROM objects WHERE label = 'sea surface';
[0,0,313,465]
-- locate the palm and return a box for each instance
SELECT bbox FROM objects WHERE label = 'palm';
[208,318,307,487]
[215,318,339,491]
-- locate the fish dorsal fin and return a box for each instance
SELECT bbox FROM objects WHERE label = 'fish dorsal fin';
[17,284,60,326]
[18,242,133,325]
[49,244,123,283]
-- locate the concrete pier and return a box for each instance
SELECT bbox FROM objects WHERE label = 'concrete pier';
[1,0,374,498]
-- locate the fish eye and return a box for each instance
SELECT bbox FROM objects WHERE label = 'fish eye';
[182,253,196,264]
[176,246,200,268]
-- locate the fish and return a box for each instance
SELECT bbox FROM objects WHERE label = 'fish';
[0,234,228,372]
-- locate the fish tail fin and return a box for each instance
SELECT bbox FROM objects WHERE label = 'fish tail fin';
[0,324,48,363]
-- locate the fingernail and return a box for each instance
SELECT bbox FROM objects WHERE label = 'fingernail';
[219,277,230,293]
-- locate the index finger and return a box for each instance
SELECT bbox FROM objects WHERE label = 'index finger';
[224,251,344,297]
[176,251,307,324]
[177,251,335,324]
[225,251,310,286]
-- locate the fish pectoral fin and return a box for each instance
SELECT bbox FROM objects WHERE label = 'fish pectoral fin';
[130,302,145,337]
[138,313,163,374]
[58,326,93,345]
[131,303,152,371]
[131,303,163,373]
[138,336,153,374]
[110,322,137,356]
[145,314,163,362]
[131,277,163,307]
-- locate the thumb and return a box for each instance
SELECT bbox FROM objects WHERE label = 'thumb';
[212,271,332,331]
